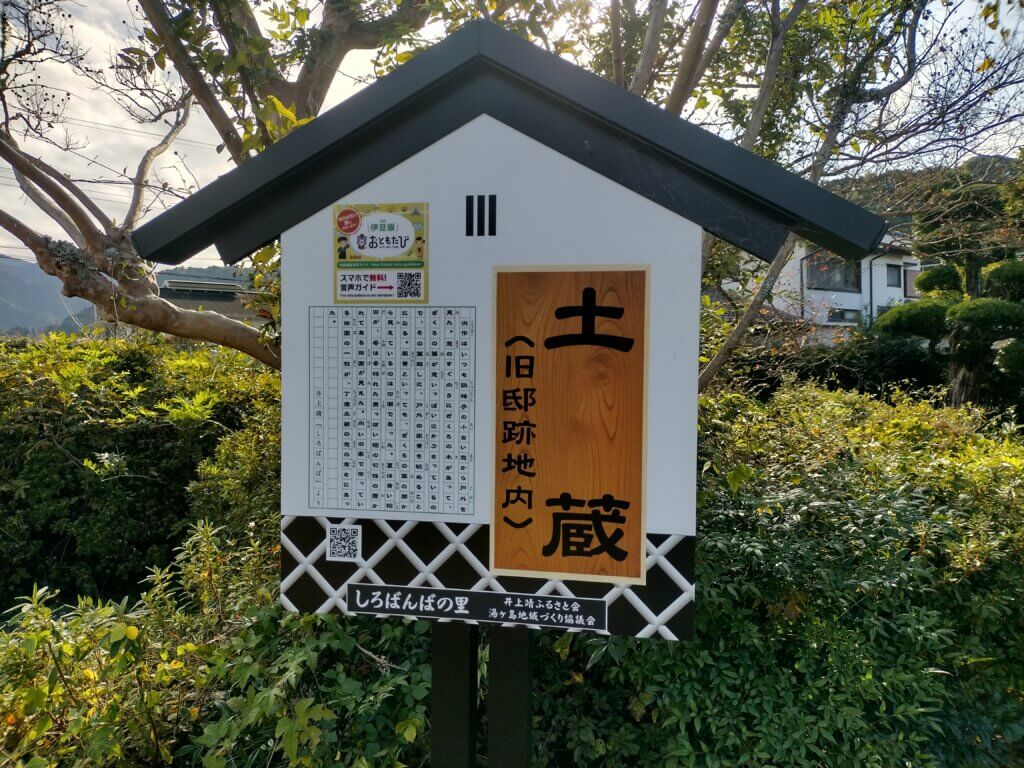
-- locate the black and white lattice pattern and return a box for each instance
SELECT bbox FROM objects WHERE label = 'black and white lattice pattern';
[281,517,694,639]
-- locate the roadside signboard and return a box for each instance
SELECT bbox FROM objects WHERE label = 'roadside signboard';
[279,117,699,638]
[133,23,887,644]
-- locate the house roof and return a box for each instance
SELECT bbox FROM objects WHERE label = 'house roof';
[132,20,886,266]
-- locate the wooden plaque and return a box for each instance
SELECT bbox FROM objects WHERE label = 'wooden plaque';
[492,269,647,582]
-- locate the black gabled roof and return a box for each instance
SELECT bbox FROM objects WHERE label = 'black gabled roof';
[132,20,886,266]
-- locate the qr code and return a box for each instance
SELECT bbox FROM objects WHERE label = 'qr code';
[326,523,361,562]
[397,271,423,299]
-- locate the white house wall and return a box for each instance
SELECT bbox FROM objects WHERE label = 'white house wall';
[775,244,919,328]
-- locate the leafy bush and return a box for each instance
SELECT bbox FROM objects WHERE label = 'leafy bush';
[529,386,1024,767]
[985,259,1024,303]
[946,298,1024,365]
[3,381,1023,767]
[0,333,278,605]
[915,263,963,293]
[188,399,281,543]
[0,524,431,768]
[874,298,951,346]
[789,332,944,394]
[995,338,1024,379]
[1,399,432,768]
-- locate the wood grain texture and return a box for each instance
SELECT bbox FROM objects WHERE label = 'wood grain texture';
[493,269,646,582]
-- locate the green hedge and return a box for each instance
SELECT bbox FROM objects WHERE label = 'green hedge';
[531,386,1024,766]
[915,264,963,294]
[2,366,1023,765]
[785,332,946,395]
[0,333,278,605]
[873,299,951,345]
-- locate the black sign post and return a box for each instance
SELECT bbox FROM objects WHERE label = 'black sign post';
[487,626,533,767]
[431,622,479,768]
[431,624,533,767]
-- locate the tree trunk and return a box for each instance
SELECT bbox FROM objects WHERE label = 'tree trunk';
[947,361,979,405]
[665,0,721,114]
[964,259,983,297]
[610,0,625,87]
[697,233,798,391]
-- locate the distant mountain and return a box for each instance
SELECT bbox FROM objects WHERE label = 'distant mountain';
[0,260,255,335]
[0,256,89,334]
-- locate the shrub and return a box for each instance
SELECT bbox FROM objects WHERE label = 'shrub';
[995,338,1024,379]
[985,259,1024,303]
[915,263,963,293]
[787,332,945,394]
[0,524,431,768]
[946,298,1024,365]
[188,399,281,543]
[531,385,1024,767]
[0,333,278,605]
[3,382,1023,767]
[874,298,951,345]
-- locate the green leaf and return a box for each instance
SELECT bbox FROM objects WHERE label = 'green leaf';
[395,717,421,743]
[725,463,755,495]
[266,95,297,125]
[23,686,47,715]
[553,632,573,659]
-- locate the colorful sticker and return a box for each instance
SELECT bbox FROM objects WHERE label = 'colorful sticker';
[333,203,428,303]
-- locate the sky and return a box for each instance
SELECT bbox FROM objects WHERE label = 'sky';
[0,0,376,269]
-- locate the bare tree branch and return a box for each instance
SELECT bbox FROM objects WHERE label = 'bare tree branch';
[0,131,105,253]
[24,140,116,232]
[126,98,192,228]
[856,2,925,103]
[686,0,744,99]
[739,0,809,150]
[11,166,85,247]
[0,206,49,256]
[0,208,279,367]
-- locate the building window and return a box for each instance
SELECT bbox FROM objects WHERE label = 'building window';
[826,307,862,324]
[806,254,861,293]
[904,267,921,298]
[886,264,902,287]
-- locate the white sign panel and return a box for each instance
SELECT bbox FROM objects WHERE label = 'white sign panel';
[282,116,699,537]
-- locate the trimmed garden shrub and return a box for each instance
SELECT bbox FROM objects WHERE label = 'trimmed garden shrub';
[874,298,951,347]
[915,263,963,294]
[3,382,1023,767]
[787,332,944,395]
[0,333,278,605]
[946,298,1024,365]
[986,259,1024,303]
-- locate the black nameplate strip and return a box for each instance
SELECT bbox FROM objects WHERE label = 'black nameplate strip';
[348,583,608,631]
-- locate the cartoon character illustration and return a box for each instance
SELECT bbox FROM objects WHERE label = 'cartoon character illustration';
[357,233,367,251]
[337,235,350,260]
[415,235,426,260]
